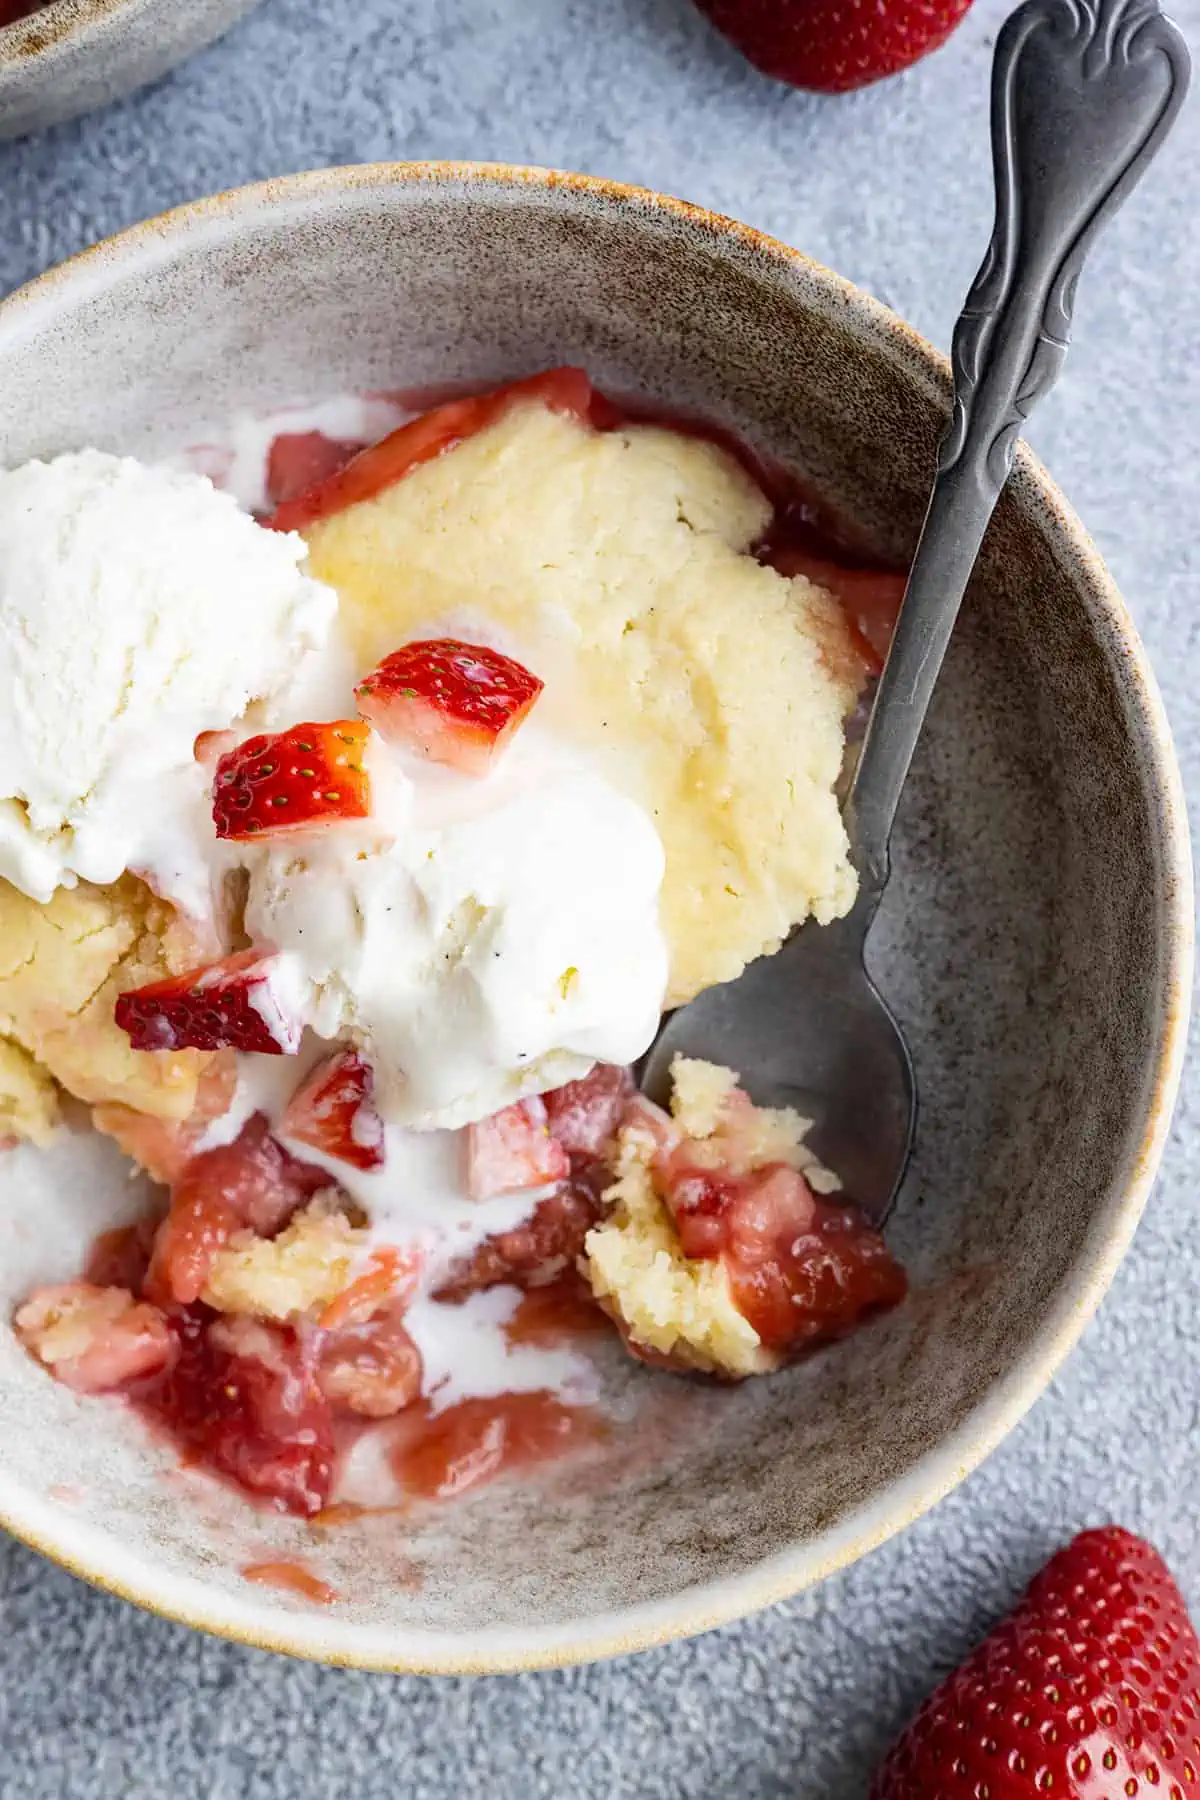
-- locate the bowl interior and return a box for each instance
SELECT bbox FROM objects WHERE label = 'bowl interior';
[0,170,1183,1668]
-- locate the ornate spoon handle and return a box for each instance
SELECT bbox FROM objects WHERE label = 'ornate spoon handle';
[846,0,1190,906]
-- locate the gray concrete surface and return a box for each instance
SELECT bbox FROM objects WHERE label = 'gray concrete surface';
[0,1,1197,1794]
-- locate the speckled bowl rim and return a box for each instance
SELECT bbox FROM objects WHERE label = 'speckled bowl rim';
[1,0,175,60]
[0,161,1191,1674]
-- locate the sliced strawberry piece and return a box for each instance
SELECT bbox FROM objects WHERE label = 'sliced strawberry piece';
[144,1309,334,1517]
[872,1527,1200,1800]
[268,368,598,532]
[212,720,371,841]
[543,1064,635,1159]
[317,1300,423,1419]
[466,1097,571,1200]
[280,1047,384,1172]
[114,949,306,1056]
[390,1391,600,1501]
[145,1115,328,1307]
[435,1171,604,1299]
[356,639,543,776]
[15,1282,175,1394]
[265,431,363,510]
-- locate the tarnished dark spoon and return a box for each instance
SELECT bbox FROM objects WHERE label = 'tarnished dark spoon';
[643,0,1189,1223]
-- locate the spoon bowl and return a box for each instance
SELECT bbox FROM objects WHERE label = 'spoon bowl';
[642,903,914,1225]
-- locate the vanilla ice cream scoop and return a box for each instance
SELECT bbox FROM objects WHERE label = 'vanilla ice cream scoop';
[244,731,669,1130]
[0,450,336,908]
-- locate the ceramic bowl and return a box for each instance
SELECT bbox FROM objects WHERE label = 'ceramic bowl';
[0,0,259,141]
[0,164,1190,1672]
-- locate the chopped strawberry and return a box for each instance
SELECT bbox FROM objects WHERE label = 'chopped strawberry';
[356,639,543,776]
[543,1064,635,1159]
[660,1151,906,1353]
[317,1300,423,1418]
[390,1391,600,1501]
[769,542,906,674]
[265,431,363,510]
[435,1172,605,1298]
[268,368,598,532]
[466,1097,571,1200]
[15,1282,175,1393]
[873,1527,1200,1800]
[143,1310,334,1517]
[316,1247,421,1333]
[114,949,305,1056]
[145,1115,328,1307]
[280,1048,384,1171]
[212,720,371,841]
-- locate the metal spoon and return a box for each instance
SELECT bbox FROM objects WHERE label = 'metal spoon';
[642,0,1189,1224]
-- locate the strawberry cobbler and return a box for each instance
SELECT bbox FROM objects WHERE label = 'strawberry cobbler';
[0,369,908,1520]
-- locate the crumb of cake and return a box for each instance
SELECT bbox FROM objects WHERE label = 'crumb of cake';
[584,1055,842,1375]
[0,873,213,1138]
[302,402,862,1006]
[670,1055,840,1190]
[585,1110,777,1378]
[91,1054,239,1186]
[0,1035,60,1146]
[201,1194,368,1322]
[14,1281,174,1392]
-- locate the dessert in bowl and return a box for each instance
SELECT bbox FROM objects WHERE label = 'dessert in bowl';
[0,164,1188,1671]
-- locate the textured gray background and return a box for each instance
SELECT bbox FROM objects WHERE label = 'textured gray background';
[0,1,1197,1795]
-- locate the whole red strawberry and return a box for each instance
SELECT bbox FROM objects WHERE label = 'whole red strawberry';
[873,1527,1200,1798]
[695,0,974,93]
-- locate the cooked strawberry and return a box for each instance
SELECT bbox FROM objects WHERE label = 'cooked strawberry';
[143,1309,334,1517]
[15,1282,175,1393]
[694,0,974,93]
[114,949,306,1056]
[316,1248,421,1334]
[85,1217,162,1293]
[435,1172,604,1298]
[621,1092,682,1159]
[317,1299,423,1418]
[390,1390,600,1501]
[660,1152,906,1352]
[543,1064,635,1159]
[212,720,371,841]
[280,1047,384,1171]
[504,1277,611,1346]
[265,431,363,509]
[145,1114,328,1307]
[873,1526,1200,1799]
[268,368,599,532]
[466,1097,571,1200]
[356,639,543,776]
